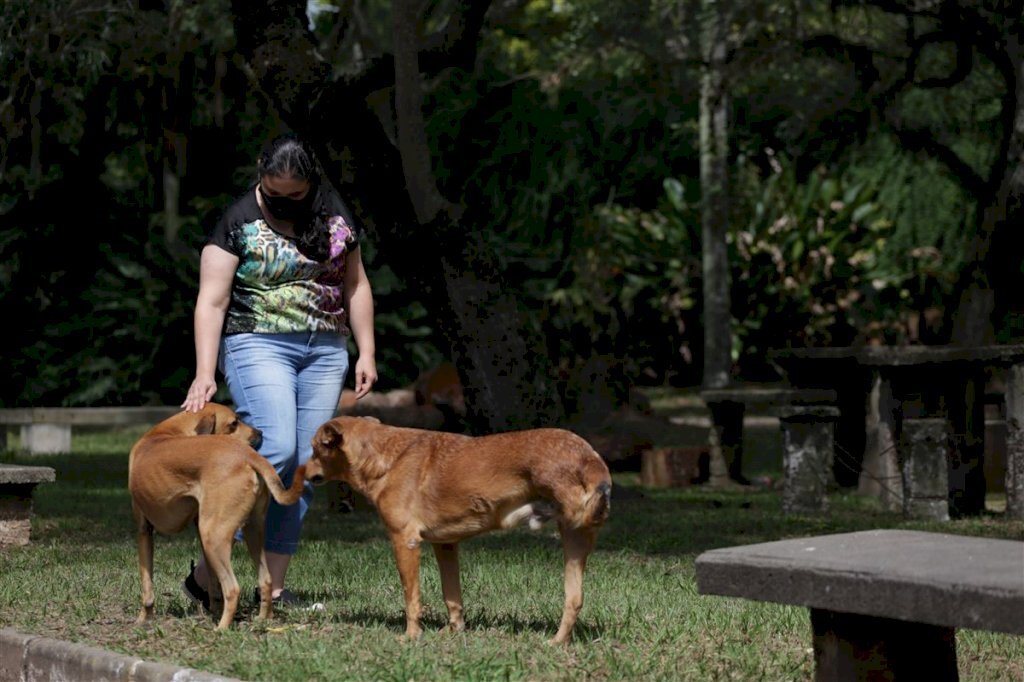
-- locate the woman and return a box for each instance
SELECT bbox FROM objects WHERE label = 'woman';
[181,132,377,609]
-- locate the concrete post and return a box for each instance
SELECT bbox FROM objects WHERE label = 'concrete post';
[1005,362,1024,519]
[900,418,950,521]
[19,424,72,454]
[776,406,839,515]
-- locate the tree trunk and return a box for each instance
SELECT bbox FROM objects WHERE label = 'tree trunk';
[948,22,1024,346]
[699,0,732,390]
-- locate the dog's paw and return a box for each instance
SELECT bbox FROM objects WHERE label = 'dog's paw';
[402,627,424,642]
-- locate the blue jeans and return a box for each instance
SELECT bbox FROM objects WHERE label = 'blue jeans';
[219,332,348,555]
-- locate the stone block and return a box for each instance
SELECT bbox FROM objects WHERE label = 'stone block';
[776,406,838,515]
[900,418,950,521]
[19,424,71,455]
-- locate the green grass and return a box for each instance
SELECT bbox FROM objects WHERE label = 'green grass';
[2,425,1023,681]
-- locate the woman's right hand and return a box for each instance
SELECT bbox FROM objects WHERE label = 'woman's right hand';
[182,377,217,413]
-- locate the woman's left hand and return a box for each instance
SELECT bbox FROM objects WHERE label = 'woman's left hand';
[353,355,378,399]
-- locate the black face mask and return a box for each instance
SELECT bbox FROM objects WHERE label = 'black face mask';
[260,183,318,224]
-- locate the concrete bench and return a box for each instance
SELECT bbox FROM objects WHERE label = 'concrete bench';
[0,407,180,454]
[695,529,1024,681]
[0,464,56,547]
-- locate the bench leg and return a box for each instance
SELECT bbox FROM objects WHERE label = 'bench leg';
[859,373,903,512]
[0,483,41,547]
[1005,362,1024,519]
[945,371,987,517]
[706,401,747,485]
[811,609,958,681]
[19,424,72,454]
[778,407,838,514]
[901,418,950,521]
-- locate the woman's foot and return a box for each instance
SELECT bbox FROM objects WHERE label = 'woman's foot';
[181,561,210,611]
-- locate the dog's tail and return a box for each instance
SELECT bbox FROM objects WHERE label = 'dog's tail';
[576,479,611,528]
[246,451,306,505]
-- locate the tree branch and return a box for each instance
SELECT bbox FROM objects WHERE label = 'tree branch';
[343,0,495,99]
[890,122,987,196]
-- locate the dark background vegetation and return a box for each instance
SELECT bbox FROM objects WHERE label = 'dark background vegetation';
[2,0,1023,428]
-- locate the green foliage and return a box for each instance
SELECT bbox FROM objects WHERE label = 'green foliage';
[728,154,896,361]
[540,177,702,385]
[857,137,968,306]
[0,0,1012,407]
[360,250,444,388]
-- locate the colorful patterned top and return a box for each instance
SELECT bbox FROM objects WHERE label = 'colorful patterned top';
[206,186,362,336]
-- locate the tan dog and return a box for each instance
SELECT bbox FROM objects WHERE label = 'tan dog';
[306,416,612,643]
[128,403,305,629]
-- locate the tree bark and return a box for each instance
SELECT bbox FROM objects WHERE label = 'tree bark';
[699,0,732,390]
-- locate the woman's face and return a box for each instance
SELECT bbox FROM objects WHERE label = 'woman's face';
[259,174,316,223]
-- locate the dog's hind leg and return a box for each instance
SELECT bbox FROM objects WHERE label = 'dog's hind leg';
[199,525,241,629]
[242,495,273,621]
[551,523,597,645]
[134,509,156,624]
[390,533,424,639]
[432,542,465,632]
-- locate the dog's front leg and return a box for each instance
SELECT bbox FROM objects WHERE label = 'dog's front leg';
[390,533,423,640]
[551,524,597,645]
[432,542,465,632]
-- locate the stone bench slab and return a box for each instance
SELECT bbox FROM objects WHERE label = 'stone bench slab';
[0,464,56,485]
[0,407,180,455]
[695,529,1024,635]
[0,406,180,426]
[700,386,838,406]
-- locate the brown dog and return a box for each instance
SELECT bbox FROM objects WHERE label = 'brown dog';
[306,415,612,643]
[128,403,305,629]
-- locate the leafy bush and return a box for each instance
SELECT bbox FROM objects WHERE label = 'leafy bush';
[539,177,702,389]
[727,150,953,377]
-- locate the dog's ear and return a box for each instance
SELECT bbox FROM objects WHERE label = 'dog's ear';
[195,413,216,435]
[317,420,344,448]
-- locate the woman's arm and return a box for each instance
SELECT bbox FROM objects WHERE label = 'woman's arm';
[182,244,238,412]
[343,245,378,398]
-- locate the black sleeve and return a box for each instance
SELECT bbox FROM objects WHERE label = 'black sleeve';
[205,190,258,256]
[320,186,364,243]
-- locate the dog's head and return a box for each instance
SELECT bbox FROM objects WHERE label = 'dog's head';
[306,416,381,485]
[166,403,263,449]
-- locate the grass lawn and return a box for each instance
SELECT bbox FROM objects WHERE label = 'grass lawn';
[1,421,1022,681]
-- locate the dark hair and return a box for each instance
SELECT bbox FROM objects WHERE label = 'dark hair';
[257,132,330,262]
